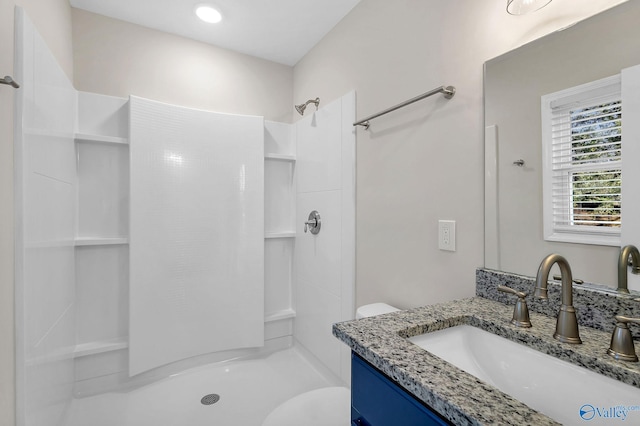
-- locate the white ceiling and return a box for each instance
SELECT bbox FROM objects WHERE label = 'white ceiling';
[69,0,361,66]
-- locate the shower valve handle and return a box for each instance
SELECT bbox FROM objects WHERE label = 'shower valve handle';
[304,219,317,232]
[304,211,321,234]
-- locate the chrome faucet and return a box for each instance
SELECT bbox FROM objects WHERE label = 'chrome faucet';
[617,245,640,294]
[535,254,582,344]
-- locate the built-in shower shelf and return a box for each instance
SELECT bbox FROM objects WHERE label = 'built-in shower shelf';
[75,237,129,246]
[264,153,296,162]
[23,127,75,139]
[265,232,296,239]
[74,338,128,358]
[265,309,296,323]
[75,133,129,145]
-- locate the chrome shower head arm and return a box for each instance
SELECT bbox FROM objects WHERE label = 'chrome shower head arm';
[295,97,320,115]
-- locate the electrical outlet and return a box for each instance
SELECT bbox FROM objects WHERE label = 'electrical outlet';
[438,220,456,251]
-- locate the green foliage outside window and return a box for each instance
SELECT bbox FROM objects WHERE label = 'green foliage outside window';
[570,101,621,227]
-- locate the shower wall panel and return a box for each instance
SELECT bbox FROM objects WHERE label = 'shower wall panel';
[129,97,265,376]
[75,245,129,345]
[76,141,129,239]
[294,92,356,385]
[264,160,295,234]
[14,9,78,426]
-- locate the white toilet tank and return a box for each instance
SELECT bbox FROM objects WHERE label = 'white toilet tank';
[356,302,400,319]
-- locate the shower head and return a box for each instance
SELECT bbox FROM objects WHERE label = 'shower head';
[295,98,320,115]
[295,104,306,115]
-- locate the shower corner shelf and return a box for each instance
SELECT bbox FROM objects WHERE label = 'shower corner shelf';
[265,231,296,239]
[265,309,296,323]
[264,153,296,162]
[75,132,129,145]
[74,338,129,358]
[75,237,129,246]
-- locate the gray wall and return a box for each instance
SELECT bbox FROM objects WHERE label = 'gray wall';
[71,8,294,123]
[292,0,626,309]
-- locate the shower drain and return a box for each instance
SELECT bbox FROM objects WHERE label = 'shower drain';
[201,393,221,405]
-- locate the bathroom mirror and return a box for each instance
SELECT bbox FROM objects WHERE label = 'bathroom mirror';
[484,1,640,288]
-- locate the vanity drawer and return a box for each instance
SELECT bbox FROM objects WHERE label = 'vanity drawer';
[351,353,451,426]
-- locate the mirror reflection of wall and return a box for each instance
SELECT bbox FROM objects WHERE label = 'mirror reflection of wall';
[484,1,640,288]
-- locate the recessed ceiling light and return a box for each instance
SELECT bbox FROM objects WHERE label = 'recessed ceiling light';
[195,5,222,24]
[506,0,552,15]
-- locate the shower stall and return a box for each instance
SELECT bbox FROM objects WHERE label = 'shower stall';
[13,9,355,426]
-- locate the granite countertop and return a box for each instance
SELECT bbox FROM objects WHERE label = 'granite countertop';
[333,297,640,425]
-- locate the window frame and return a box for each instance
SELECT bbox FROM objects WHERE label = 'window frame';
[541,74,622,246]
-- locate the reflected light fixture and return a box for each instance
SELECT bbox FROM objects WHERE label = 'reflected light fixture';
[195,4,222,23]
[507,0,552,15]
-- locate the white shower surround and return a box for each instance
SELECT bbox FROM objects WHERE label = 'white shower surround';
[14,7,356,424]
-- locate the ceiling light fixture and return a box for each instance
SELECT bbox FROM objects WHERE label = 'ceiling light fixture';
[195,5,222,24]
[507,0,552,15]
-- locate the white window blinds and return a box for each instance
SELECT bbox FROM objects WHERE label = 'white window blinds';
[542,75,621,246]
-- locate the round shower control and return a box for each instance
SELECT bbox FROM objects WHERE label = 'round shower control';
[304,211,321,234]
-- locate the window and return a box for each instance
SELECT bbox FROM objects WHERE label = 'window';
[542,75,621,246]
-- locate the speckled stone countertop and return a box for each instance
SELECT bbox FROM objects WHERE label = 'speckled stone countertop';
[333,297,640,425]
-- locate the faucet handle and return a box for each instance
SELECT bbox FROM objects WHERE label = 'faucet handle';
[498,285,526,299]
[498,285,532,328]
[616,315,640,325]
[553,275,584,285]
[607,315,640,362]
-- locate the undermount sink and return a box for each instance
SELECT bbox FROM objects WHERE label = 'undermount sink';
[409,325,640,425]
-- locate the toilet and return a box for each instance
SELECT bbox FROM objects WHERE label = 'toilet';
[261,303,399,426]
[261,386,350,426]
[355,302,400,319]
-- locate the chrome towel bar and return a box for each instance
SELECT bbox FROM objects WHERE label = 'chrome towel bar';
[353,85,455,129]
[1,75,20,88]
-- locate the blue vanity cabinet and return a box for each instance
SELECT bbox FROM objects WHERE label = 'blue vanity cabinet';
[351,353,451,426]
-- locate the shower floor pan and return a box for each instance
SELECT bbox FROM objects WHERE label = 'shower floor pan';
[64,346,340,426]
